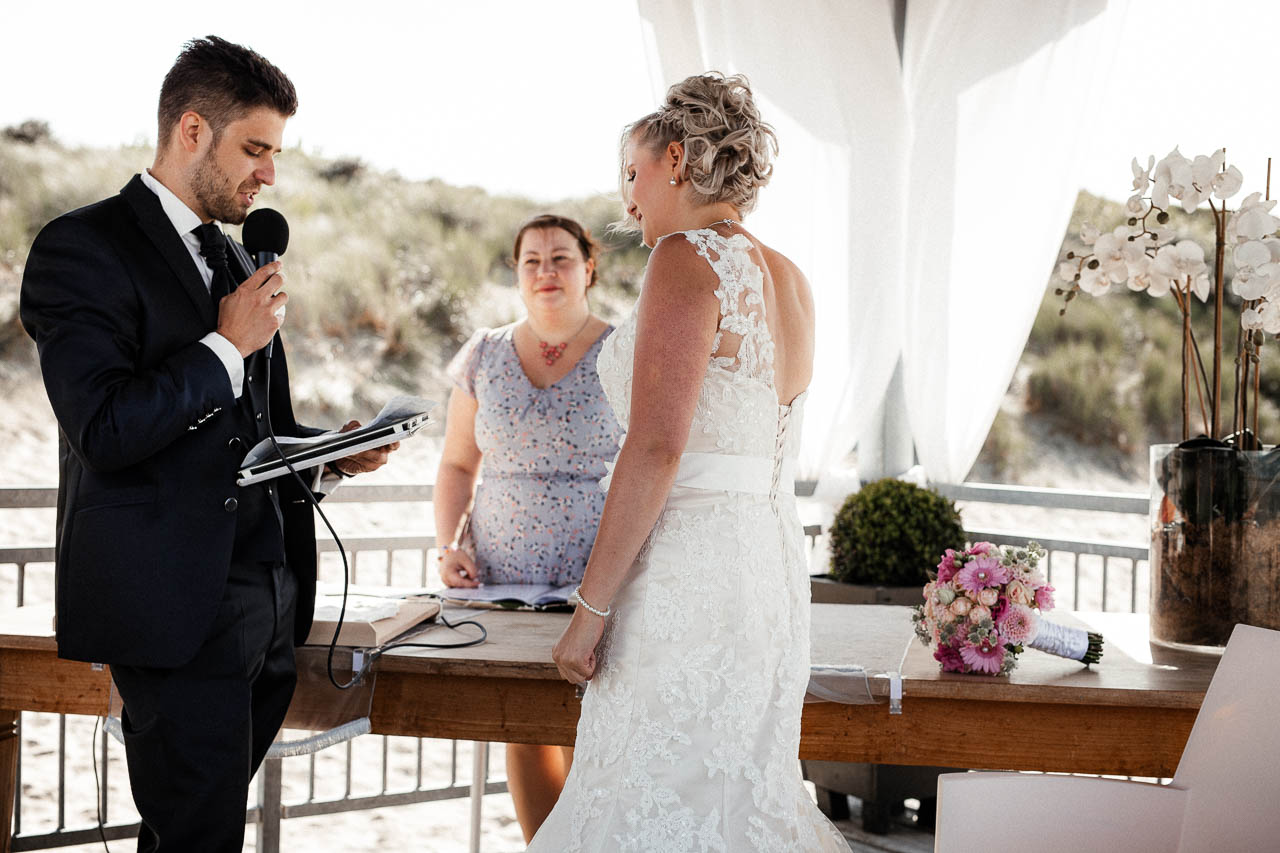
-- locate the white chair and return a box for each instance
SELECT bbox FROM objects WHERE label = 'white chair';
[933,623,1280,853]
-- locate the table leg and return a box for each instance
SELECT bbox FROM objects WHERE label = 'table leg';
[1,708,18,853]
[469,741,488,853]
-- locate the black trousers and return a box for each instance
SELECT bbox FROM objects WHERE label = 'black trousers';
[111,560,298,853]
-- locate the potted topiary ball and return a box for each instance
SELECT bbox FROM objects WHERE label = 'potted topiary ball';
[814,477,966,605]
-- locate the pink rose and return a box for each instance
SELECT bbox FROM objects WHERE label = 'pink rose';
[1006,579,1031,605]
[934,642,965,672]
[950,597,972,616]
[978,587,999,607]
[937,549,962,583]
[970,604,992,623]
[1035,584,1056,611]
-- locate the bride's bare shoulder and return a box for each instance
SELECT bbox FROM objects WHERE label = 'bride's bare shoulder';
[643,231,720,291]
[757,243,812,303]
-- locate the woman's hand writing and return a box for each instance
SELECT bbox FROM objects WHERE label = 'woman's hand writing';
[439,549,479,588]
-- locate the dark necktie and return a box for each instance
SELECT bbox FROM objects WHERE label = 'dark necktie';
[193,223,235,315]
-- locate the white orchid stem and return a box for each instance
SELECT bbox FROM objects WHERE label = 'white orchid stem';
[1200,197,1225,440]
[1254,338,1262,443]
[1181,288,1191,441]
[1171,284,1211,439]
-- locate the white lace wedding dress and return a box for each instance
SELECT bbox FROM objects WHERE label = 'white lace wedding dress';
[526,226,848,853]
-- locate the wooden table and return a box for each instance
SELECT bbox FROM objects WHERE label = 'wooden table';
[2,603,1219,850]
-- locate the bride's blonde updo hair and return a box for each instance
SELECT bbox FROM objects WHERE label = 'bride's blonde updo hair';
[627,72,778,215]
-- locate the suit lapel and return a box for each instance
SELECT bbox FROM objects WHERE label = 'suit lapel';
[121,175,217,329]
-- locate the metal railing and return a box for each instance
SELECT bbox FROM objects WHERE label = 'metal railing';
[2,483,505,852]
[934,481,1150,615]
[4,480,1151,849]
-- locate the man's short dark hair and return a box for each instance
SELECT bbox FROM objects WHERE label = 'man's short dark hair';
[157,36,297,144]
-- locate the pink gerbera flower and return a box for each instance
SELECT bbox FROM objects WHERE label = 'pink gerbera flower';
[997,603,1037,644]
[1035,584,1056,611]
[960,637,1006,675]
[954,555,1010,596]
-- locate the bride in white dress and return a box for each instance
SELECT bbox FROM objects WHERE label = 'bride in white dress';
[529,73,848,852]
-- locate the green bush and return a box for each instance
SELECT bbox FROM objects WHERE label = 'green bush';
[1027,292,1126,355]
[1026,342,1142,450]
[828,478,965,587]
[1139,349,1184,438]
[974,408,1026,481]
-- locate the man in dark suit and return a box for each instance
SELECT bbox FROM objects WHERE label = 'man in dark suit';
[19,36,394,851]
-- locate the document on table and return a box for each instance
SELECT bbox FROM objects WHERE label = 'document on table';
[435,583,580,610]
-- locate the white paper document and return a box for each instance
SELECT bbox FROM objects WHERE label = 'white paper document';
[435,582,579,609]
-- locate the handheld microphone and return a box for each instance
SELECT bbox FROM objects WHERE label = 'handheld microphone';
[242,208,290,357]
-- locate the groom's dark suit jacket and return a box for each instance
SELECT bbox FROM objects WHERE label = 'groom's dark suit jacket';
[20,175,318,667]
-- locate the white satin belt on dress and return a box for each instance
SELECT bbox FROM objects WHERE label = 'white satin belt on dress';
[599,451,796,496]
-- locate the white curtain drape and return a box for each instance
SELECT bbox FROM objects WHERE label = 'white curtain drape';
[638,0,1280,486]
[636,0,909,482]
[899,0,1125,483]
[636,0,1151,486]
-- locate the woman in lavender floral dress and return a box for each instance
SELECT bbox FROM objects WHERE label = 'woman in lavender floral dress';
[434,214,621,842]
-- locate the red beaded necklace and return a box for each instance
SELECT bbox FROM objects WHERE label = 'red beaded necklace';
[530,316,591,366]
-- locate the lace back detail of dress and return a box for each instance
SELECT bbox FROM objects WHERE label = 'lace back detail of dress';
[596,226,792,459]
[770,403,792,503]
[684,229,775,386]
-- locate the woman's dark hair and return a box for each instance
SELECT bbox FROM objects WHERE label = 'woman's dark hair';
[157,36,298,144]
[512,214,602,288]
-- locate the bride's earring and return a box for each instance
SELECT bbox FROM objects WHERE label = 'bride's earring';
[669,176,677,186]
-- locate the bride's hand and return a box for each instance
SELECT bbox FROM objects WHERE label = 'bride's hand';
[552,607,606,685]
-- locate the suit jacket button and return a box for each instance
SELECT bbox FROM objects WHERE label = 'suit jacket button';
[224,497,238,512]
[227,437,242,451]
[255,412,263,422]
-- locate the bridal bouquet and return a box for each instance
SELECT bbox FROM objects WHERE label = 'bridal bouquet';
[911,541,1104,676]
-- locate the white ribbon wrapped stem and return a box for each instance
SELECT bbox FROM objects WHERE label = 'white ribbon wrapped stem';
[1028,617,1090,661]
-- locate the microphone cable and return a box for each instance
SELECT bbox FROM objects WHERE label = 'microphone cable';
[259,341,486,689]
[258,348,364,689]
[91,715,111,852]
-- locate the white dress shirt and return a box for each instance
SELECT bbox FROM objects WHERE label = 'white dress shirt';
[139,171,342,493]
[139,169,245,398]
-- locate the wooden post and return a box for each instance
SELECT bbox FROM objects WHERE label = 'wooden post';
[1,709,18,853]
[255,756,283,853]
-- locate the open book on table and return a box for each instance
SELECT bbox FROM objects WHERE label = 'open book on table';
[304,593,440,647]
[435,582,579,610]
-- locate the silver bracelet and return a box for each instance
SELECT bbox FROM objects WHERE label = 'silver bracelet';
[572,587,612,618]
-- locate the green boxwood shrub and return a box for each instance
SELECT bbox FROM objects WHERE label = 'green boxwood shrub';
[829,478,965,587]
